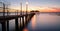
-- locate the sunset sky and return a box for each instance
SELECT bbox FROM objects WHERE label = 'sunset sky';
[0,0,60,12]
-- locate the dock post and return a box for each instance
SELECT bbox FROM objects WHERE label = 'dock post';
[15,17,19,31]
[7,8,9,31]
[20,17,21,27]
[1,22,6,31]
[26,15,27,24]
[20,17,22,31]
[2,3,6,31]
[7,21,9,31]
[20,17,23,31]
[22,17,24,27]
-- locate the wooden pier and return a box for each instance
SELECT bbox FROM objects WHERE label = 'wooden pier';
[0,13,35,31]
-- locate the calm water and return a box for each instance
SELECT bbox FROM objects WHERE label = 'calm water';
[0,13,60,31]
[23,13,60,31]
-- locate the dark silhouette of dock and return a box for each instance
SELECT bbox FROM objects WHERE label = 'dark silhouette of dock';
[0,13,35,31]
[0,1,35,31]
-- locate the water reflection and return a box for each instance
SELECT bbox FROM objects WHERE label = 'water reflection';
[31,15,36,29]
[21,17,23,26]
[9,19,15,31]
[23,28,28,31]
[24,16,26,24]
[26,13,60,31]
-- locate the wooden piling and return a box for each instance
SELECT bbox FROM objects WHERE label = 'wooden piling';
[7,21,9,31]
[20,17,21,27]
[26,15,28,24]
[20,17,23,31]
[15,17,19,31]
[22,17,24,27]
[7,9,9,31]
[1,22,6,31]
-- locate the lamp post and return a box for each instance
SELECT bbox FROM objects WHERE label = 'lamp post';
[0,2,6,31]
[26,0,28,14]
[20,1,22,15]
[0,2,5,17]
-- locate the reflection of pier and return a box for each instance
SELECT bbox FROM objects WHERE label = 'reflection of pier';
[0,13,35,31]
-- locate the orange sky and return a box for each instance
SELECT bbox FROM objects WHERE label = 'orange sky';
[0,0,60,12]
[38,7,60,12]
[0,7,60,12]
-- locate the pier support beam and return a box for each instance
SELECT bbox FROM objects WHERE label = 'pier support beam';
[1,22,6,31]
[20,17,21,27]
[15,18,19,31]
[19,17,22,31]
[22,17,24,27]
[7,21,9,31]
[26,15,28,24]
